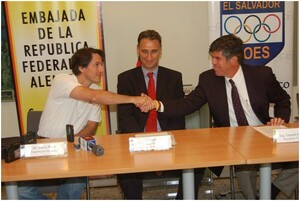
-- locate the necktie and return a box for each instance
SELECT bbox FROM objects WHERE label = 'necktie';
[229,79,248,126]
[145,72,157,132]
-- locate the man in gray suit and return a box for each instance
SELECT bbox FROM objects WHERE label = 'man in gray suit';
[145,34,298,199]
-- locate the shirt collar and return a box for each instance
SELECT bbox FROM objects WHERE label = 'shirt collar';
[225,66,243,84]
[141,66,159,78]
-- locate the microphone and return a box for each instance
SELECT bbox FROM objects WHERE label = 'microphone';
[80,136,96,151]
[88,143,104,156]
[79,136,104,156]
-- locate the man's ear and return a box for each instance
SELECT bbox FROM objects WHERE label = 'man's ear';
[136,45,140,57]
[78,66,85,73]
[230,55,238,64]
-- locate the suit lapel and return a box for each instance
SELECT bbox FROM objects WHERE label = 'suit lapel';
[213,76,227,105]
[242,65,259,103]
[134,68,148,94]
[156,67,166,99]
[133,68,149,126]
[213,76,231,125]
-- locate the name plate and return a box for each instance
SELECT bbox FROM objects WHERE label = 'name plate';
[20,142,67,158]
[273,128,299,143]
[129,132,172,152]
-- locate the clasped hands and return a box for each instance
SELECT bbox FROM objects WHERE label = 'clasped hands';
[134,93,158,113]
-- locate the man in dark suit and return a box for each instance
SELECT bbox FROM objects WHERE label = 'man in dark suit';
[117,30,205,199]
[145,34,298,199]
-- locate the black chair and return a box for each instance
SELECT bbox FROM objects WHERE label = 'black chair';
[27,109,42,135]
[115,129,180,199]
[26,109,90,199]
[26,109,61,196]
[210,115,236,199]
[295,93,299,122]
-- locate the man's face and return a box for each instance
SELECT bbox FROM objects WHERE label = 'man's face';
[80,53,104,84]
[210,50,237,77]
[137,38,161,71]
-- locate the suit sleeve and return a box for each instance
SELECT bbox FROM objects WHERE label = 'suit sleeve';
[162,74,207,118]
[247,66,291,124]
[266,68,291,122]
[158,73,186,130]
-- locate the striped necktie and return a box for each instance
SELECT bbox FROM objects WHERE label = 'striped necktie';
[229,79,248,126]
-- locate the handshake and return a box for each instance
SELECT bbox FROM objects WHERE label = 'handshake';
[133,93,159,113]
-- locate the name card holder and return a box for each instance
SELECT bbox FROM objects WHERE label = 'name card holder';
[20,142,67,158]
[273,128,299,143]
[129,132,173,152]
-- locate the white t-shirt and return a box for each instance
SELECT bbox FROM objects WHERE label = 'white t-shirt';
[38,74,101,138]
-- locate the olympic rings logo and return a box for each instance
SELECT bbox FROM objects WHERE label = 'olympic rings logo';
[223,14,282,43]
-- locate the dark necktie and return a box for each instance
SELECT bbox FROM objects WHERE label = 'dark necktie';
[145,72,157,132]
[229,79,248,126]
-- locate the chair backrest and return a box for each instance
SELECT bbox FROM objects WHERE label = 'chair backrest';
[26,109,61,193]
[297,93,299,111]
[27,109,43,133]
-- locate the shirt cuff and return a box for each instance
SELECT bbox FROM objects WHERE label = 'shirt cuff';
[158,101,164,112]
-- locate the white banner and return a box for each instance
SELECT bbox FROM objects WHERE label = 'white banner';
[208,1,294,122]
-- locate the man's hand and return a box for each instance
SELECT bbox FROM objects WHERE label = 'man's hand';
[137,93,157,112]
[267,117,285,126]
[132,95,150,108]
[132,94,155,113]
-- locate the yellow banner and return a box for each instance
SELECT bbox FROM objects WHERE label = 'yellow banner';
[5,2,110,135]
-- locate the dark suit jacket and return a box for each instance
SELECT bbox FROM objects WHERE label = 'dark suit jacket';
[161,64,291,177]
[117,66,185,134]
[163,64,291,126]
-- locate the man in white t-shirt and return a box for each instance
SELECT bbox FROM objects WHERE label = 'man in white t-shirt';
[18,48,150,199]
[38,73,102,139]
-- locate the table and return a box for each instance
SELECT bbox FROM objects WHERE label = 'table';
[3,124,297,199]
[2,128,245,199]
[216,123,299,199]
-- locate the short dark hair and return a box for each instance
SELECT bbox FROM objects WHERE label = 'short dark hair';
[209,34,244,64]
[137,30,162,46]
[71,48,105,75]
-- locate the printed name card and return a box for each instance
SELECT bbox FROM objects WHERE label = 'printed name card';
[20,142,67,158]
[129,132,173,152]
[273,128,299,143]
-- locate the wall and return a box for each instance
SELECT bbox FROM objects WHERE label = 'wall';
[1,101,20,137]
[101,1,210,133]
[1,1,298,137]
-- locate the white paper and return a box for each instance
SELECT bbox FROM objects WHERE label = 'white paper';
[129,133,172,152]
[20,142,67,158]
[135,132,176,146]
[252,125,287,138]
[273,128,299,143]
